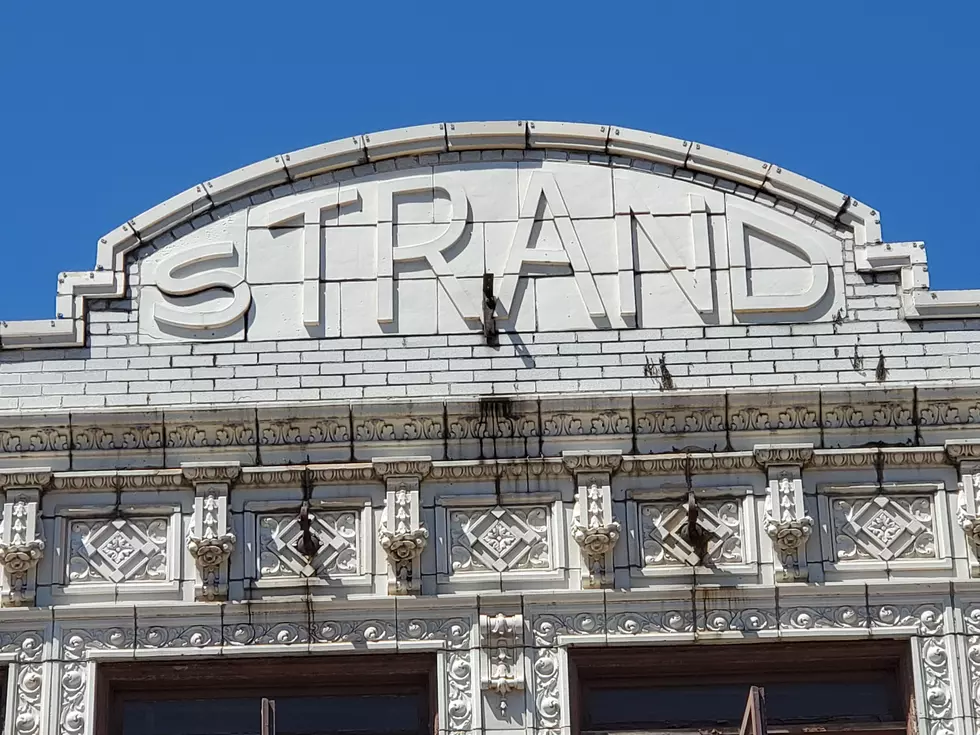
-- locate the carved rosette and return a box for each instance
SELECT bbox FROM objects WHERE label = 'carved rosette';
[757,447,813,582]
[565,451,621,589]
[0,540,44,605]
[187,533,236,602]
[480,613,524,715]
[182,462,238,601]
[0,477,47,607]
[375,457,431,595]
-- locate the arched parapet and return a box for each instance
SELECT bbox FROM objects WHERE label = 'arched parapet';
[0,119,958,350]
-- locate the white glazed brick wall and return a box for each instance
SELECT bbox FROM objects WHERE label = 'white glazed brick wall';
[0,148,977,412]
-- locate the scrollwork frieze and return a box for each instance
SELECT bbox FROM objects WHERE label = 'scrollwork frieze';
[259,418,350,446]
[398,616,473,650]
[136,624,221,649]
[73,424,163,452]
[0,630,44,662]
[731,406,818,432]
[606,609,693,636]
[870,603,945,635]
[166,422,255,449]
[223,621,310,648]
[0,426,70,455]
[62,627,135,660]
[699,607,777,634]
[779,605,867,631]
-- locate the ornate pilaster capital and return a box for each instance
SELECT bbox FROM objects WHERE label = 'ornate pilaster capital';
[753,443,814,468]
[561,450,622,474]
[181,461,241,485]
[0,468,52,490]
[946,439,980,464]
[372,456,432,480]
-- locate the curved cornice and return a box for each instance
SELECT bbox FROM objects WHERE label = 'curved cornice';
[0,120,885,350]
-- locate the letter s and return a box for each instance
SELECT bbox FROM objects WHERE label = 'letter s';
[152,241,251,330]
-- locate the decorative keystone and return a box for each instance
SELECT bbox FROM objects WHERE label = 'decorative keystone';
[375,457,430,595]
[182,462,238,601]
[480,613,524,714]
[561,450,623,474]
[753,444,814,468]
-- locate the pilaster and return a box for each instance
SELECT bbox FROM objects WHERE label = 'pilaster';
[373,456,431,595]
[563,450,622,589]
[754,444,814,582]
[0,468,51,606]
[182,461,239,601]
[946,441,980,577]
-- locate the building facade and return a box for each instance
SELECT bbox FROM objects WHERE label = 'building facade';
[0,120,979,735]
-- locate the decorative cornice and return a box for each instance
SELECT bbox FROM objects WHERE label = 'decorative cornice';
[372,456,433,480]
[0,468,52,490]
[51,469,183,492]
[753,444,814,468]
[810,447,950,469]
[310,464,378,484]
[561,450,623,474]
[181,461,242,485]
[946,440,980,463]
[239,466,307,488]
[3,446,963,494]
[620,452,757,475]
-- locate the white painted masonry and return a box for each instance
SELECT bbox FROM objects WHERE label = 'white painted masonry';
[0,121,979,735]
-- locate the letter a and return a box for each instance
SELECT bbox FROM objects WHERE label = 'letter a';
[495,172,608,321]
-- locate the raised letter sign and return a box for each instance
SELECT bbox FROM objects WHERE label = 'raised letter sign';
[153,241,252,330]
[496,172,608,321]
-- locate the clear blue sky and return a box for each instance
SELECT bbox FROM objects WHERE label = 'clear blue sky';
[1,1,977,321]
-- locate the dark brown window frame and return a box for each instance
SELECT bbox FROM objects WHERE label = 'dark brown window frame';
[95,653,437,735]
[569,639,915,735]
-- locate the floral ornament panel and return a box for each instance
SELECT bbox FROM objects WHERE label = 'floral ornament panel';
[450,506,551,573]
[68,518,169,584]
[258,511,359,579]
[639,499,742,567]
[832,495,936,562]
